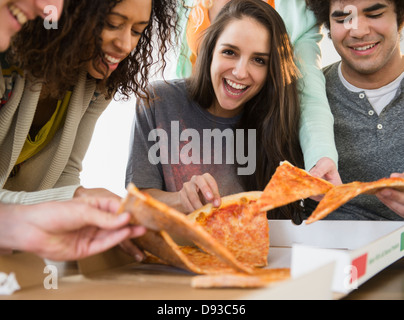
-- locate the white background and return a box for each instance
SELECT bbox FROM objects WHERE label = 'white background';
[80,29,404,197]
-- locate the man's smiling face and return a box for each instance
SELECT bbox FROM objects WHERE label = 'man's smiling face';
[329,0,402,84]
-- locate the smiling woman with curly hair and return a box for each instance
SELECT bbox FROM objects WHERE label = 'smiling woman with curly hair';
[10,0,177,99]
[0,0,178,205]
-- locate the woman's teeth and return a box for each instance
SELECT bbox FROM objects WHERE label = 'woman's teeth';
[226,79,247,90]
[8,4,28,26]
[105,54,121,65]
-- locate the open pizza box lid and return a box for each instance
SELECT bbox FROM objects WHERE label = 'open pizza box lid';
[269,220,404,296]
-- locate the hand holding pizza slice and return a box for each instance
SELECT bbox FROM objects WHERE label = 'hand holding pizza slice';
[306,177,404,224]
[376,173,404,218]
[257,161,334,213]
[256,162,404,224]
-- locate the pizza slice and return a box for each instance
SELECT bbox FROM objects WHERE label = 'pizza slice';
[257,161,334,212]
[306,177,404,224]
[120,184,253,274]
[143,244,290,288]
[191,268,291,289]
[178,246,249,274]
[187,192,269,267]
[136,231,245,274]
[119,185,291,288]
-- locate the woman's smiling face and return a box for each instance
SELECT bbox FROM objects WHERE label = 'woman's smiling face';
[209,16,270,118]
[86,0,151,80]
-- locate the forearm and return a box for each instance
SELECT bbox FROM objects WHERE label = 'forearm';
[294,28,338,170]
[142,188,184,212]
[276,0,338,170]
[0,185,80,205]
[0,204,25,251]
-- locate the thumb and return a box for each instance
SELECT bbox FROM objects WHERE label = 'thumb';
[309,165,326,179]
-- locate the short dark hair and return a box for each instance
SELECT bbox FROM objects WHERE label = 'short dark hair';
[306,0,404,31]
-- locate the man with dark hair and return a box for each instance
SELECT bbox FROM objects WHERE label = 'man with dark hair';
[305,0,404,220]
[307,0,404,32]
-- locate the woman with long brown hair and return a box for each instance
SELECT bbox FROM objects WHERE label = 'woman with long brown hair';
[175,0,343,188]
[126,0,304,223]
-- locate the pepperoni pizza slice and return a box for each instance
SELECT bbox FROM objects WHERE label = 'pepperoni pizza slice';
[257,161,334,212]
[187,191,269,267]
[306,177,404,224]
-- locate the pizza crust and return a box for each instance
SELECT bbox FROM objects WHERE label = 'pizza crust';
[191,268,291,288]
[306,177,404,224]
[257,161,334,212]
[120,184,254,274]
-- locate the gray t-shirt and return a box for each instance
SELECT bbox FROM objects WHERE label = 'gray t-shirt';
[306,63,404,221]
[126,79,246,196]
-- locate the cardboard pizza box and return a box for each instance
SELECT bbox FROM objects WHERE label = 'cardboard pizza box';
[268,220,404,296]
[0,245,334,300]
[3,220,403,299]
[0,252,46,289]
[0,252,81,295]
[73,246,334,300]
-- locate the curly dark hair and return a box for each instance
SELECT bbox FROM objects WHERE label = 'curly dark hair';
[306,0,404,31]
[9,0,178,99]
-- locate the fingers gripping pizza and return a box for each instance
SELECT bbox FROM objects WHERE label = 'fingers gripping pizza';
[253,161,404,224]
[257,161,334,212]
[306,177,404,224]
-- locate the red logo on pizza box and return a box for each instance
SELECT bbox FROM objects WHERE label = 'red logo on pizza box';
[350,253,368,283]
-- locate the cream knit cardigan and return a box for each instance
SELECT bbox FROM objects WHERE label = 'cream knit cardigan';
[0,69,111,204]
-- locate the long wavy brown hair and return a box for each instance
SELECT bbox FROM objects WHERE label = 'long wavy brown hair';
[9,0,178,99]
[187,0,304,223]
